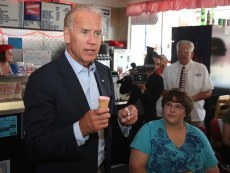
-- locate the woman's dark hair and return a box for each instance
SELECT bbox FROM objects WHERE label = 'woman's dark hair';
[162,88,193,116]
[0,51,6,63]
[145,50,159,65]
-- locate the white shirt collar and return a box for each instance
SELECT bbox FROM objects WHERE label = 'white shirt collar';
[65,49,96,75]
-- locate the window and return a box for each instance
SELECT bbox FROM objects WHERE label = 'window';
[128,6,230,65]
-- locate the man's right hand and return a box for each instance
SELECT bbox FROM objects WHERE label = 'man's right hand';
[79,108,110,136]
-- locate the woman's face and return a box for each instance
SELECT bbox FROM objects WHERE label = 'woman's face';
[163,100,186,126]
[5,49,13,63]
[153,57,161,71]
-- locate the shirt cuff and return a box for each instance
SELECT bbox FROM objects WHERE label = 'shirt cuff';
[117,119,132,137]
[73,122,89,146]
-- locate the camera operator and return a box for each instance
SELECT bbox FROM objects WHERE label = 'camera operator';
[119,50,164,135]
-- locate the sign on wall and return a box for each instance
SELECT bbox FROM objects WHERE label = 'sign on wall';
[0,0,71,31]
[23,50,52,66]
[99,6,111,40]
[23,2,41,29]
[41,2,71,30]
[0,0,23,28]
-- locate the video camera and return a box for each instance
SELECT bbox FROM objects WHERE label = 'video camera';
[118,63,155,84]
[129,63,155,84]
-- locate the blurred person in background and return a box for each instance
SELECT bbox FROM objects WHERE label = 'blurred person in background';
[153,54,169,76]
[0,44,17,75]
[120,49,163,121]
[163,40,213,127]
[129,88,219,173]
[154,54,170,117]
[221,109,230,164]
[119,49,164,138]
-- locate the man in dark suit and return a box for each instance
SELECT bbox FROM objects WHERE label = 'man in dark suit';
[23,5,138,173]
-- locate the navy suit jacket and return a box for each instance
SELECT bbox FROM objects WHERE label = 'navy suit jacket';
[23,52,117,173]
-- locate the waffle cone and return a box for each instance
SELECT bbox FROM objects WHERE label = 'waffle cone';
[98,96,110,108]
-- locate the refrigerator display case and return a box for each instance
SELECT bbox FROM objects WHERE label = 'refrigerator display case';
[0,75,28,102]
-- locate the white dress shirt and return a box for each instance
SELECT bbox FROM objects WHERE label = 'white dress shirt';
[163,60,213,122]
[65,50,104,166]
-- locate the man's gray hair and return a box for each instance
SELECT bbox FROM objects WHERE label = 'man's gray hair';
[176,40,194,52]
[64,4,102,30]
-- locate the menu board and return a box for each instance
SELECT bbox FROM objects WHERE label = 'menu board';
[0,1,71,31]
[23,50,52,66]
[23,2,41,29]
[41,2,71,30]
[0,0,23,28]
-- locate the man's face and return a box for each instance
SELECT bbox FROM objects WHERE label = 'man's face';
[64,10,102,67]
[177,44,194,65]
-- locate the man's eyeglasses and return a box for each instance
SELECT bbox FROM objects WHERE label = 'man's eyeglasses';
[164,101,185,111]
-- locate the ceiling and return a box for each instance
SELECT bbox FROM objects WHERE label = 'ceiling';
[74,0,151,8]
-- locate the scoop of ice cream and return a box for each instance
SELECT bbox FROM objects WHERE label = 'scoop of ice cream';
[98,96,110,108]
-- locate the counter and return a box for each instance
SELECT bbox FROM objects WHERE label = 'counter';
[0,100,24,115]
[0,75,28,83]
[0,100,126,116]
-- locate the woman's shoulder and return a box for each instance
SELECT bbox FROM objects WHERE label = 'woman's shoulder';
[133,119,164,142]
[149,72,163,82]
[151,72,163,78]
[144,119,164,129]
[186,123,207,139]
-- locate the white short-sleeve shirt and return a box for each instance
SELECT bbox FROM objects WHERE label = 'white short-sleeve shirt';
[163,60,213,121]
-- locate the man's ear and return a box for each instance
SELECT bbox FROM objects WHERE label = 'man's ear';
[64,27,70,44]
[191,51,194,57]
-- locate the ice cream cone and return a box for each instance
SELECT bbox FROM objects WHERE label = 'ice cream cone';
[98,96,110,108]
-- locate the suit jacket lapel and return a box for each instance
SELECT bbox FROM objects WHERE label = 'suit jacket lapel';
[57,55,90,113]
[94,69,107,96]
[94,62,113,99]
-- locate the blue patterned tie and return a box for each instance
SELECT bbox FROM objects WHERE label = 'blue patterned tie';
[179,66,186,91]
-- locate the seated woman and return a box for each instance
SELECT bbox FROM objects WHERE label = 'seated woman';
[221,109,230,164]
[0,44,17,75]
[129,88,219,173]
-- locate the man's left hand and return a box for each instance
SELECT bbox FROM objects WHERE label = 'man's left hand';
[118,105,138,126]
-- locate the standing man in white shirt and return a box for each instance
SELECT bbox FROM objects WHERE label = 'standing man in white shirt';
[163,40,213,127]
